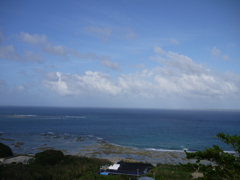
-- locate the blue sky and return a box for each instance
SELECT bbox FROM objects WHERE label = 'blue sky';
[0,0,240,109]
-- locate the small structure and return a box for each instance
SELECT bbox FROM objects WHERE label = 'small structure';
[1,156,33,164]
[100,161,153,177]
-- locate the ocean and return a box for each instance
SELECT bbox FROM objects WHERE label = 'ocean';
[0,106,239,164]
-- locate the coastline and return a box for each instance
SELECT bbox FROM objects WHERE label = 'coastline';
[2,142,196,165]
[0,132,196,165]
[77,141,194,165]
[0,133,210,165]
[0,132,233,165]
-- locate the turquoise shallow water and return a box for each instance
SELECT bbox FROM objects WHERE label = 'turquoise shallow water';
[0,106,240,156]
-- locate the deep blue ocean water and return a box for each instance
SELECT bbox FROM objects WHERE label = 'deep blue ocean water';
[0,106,240,156]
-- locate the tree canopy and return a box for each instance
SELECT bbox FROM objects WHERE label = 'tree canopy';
[182,133,240,180]
[0,143,13,158]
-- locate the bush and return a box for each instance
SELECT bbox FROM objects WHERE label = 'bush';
[34,149,64,166]
[0,143,13,158]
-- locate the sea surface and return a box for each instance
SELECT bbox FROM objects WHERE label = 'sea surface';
[0,106,239,164]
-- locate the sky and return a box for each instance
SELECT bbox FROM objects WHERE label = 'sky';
[0,0,240,109]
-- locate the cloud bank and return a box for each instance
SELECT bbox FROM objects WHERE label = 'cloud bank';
[41,47,240,103]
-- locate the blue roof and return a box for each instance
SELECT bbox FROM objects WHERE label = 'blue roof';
[100,172,109,175]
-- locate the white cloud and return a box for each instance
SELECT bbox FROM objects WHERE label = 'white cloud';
[118,70,155,98]
[132,63,147,69]
[42,66,240,101]
[211,47,231,61]
[18,32,67,56]
[18,32,48,45]
[211,47,221,56]
[43,44,67,56]
[166,52,203,73]
[154,46,166,55]
[0,45,45,63]
[43,71,121,96]
[101,59,121,71]
[170,38,179,45]
[151,47,203,74]
[0,45,21,60]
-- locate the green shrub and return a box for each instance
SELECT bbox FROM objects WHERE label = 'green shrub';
[34,149,64,166]
[0,143,13,158]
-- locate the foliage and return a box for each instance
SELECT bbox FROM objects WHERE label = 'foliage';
[34,149,64,166]
[145,164,192,180]
[0,143,13,158]
[181,133,240,180]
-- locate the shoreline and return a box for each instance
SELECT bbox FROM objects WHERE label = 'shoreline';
[1,133,234,165]
[0,133,194,165]
[0,137,217,165]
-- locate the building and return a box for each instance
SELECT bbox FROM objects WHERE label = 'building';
[99,161,153,177]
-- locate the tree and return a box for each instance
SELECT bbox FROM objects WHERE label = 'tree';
[34,149,64,166]
[181,133,240,180]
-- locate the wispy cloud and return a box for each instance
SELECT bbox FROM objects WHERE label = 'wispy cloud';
[152,46,203,74]
[0,79,7,86]
[18,32,48,45]
[18,32,68,57]
[24,50,44,63]
[17,32,121,70]
[211,46,230,61]
[0,44,44,63]
[0,31,4,43]
[211,47,221,57]
[84,26,112,42]
[154,46,165,55]
[84,26,137,41]
[124,28,137,39]
[0,45,21,61]
[43,44,67,56]
[131,63,147,69]
[227,43,236,48]
[101,59,121,71]
[170,38,179,45]
[222,55,229,61]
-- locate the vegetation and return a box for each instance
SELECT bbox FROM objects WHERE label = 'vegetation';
[0,150,136,180]
[34,149,64,166]
[0,143,13,158]
[181,133,240,180]
[145,164,193,180]
[0,148,194,180]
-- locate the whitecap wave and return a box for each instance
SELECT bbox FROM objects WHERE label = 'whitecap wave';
[144,148,192,153]
[65,116,86,119]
